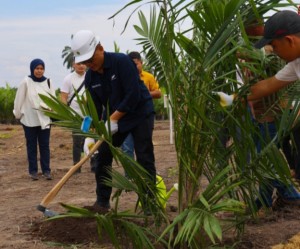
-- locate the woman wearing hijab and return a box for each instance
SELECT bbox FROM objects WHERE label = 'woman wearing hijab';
[13,59,55,180]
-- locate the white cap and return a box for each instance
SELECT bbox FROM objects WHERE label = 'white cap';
[71,30,100,63]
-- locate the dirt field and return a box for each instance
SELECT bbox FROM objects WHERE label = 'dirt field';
[1,120,300,249]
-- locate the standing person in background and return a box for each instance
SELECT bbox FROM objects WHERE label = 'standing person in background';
[128,51,161,99]
[121,51,161,162]
[216,10,300,210]
[60,61,96,173]
[71,30,156,212]
[13,58,55,181]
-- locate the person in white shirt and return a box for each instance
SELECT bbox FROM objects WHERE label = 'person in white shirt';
[217,10,300,210]
[61,61,86,115]
[60,61,95,173]
[13,58,55,181]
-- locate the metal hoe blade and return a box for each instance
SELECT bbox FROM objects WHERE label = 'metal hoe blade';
[37,204,59,218]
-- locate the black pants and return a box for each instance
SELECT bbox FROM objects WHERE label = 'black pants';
[72,132,85,165]
[22,125,51,175]
[95,114,156,205]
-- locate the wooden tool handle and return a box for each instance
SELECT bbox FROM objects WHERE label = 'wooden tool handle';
[39,139,103,208]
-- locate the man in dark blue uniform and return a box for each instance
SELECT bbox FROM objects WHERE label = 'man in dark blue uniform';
[71,30,156,212]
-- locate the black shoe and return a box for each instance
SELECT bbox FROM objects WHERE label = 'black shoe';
[75,167,81,174]
[42,172,53,180]
[96,201,111,209]
[84,202,111,214]
[30,173,38,181]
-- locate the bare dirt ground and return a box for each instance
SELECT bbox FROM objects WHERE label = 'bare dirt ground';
[1,120,300,249]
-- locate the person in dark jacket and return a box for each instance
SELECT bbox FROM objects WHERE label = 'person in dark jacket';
[71,30,156,212]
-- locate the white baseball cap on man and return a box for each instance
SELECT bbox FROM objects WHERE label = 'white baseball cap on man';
[71,30,100,63]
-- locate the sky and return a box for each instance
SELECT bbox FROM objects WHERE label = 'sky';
[0,0,148,89]
[0,1,296,90]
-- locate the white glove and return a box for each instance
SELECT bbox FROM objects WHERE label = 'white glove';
[216,92,235,107]
[105,120,118,135]
[83,137,95,156]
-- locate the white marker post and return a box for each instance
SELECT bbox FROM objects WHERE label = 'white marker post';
[164,94,173,144]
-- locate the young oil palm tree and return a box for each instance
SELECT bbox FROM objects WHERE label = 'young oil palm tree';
[112,0,299,247]
[41,0,300,248]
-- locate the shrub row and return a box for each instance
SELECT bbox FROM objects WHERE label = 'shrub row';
[0,84,17,124]
[0,84,168,124]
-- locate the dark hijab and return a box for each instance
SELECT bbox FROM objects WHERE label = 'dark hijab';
[29,58,47,82]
